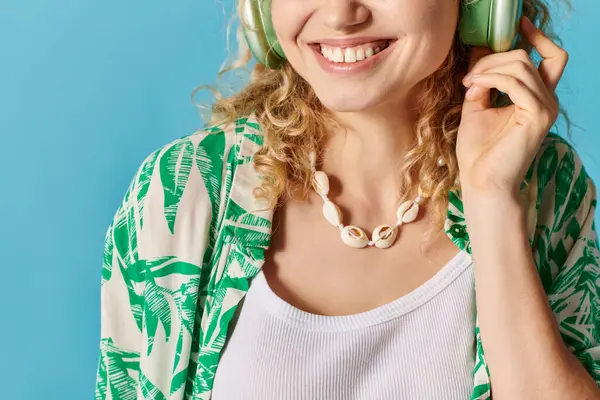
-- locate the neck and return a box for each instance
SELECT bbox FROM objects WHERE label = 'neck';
[319,93,420,217]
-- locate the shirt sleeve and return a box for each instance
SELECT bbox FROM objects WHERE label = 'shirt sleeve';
[95,149,159,400]
[94,130,221,399]
[545,144,600,386]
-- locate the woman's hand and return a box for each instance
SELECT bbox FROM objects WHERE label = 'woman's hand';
[457,16,569,196]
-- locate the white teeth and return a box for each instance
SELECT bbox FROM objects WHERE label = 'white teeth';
[356,48,365,61]
[320,42,389,63]
[333,48,344,63]
[344,48,357,63]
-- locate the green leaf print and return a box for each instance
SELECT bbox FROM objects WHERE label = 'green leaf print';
[555,167,587,232]
[532,232,551,290]
[554,150,575,223]
[447,212,465,223]
[243,133,264,146]
[576,350,600,383]
[101,220,115,285]
[241,116,265,145]
[222,143,237,217]
[97,338,140,400]
[240,210,272,229]
[195,131,225,229]
[160,137,195,234]
[137,150,160,230]
[113,203,138,268]
[448,189,464,213]
[112,204,146,330]
[196,141,239,327]
[143,273,173,356]
[549,243,598,312]
[472,383,490,399]
[95,353,107,400]
[566,216,583,243]
[235,117,247,133]
[117,258,145,332]
[170,278,200,386]
[184,349,199,397]
[143,258,201,362]
[194,350,219,397]
[169,367,188,396]
[245,120,262,132]
[140,370,168,400]
[177,278,200,335]
[147,256,202,278]
[549,239,568,274]
[536,145,558,210]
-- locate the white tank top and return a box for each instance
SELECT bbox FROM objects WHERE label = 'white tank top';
[212,249,476,400]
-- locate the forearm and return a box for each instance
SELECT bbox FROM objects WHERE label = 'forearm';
[461,187,600,399]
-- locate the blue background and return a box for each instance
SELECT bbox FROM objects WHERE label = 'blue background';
[0,0,598,398]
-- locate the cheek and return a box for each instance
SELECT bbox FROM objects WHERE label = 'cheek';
[396,0,458,36]
[398,2,458,68]
[271,0,309,46]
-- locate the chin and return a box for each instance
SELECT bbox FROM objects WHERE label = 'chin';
[314,90,384,113]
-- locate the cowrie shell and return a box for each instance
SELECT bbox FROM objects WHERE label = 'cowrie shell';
[372,224,397,249]
[340,225,369,248]
[402,202,420,223]
[322,200,342,226]
[396,200,414,221]
[312,171,330,196]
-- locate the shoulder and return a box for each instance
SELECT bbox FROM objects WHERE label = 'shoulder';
[116,114,263,264]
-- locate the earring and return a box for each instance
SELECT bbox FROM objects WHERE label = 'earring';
[437,157,446,167]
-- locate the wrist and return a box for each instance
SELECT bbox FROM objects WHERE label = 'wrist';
[460,185,525,225]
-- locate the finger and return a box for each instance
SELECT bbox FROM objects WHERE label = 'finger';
[520,16,568,92]
[464,73,544,115]
[464,60,555,110]
[466,47,536,78]
[462,83,491,113]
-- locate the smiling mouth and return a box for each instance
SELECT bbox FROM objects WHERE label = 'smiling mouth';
[310,40,396,64]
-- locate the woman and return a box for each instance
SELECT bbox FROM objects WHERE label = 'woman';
[95,0,600,399]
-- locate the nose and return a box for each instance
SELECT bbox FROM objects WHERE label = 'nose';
[320,0,370,32]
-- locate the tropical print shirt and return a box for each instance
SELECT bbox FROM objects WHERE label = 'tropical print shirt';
[95,113,600,400]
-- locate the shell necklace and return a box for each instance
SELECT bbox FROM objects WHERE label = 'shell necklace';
[309,150,432,249]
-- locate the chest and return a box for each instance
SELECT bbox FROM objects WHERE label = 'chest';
[261,195,467,316]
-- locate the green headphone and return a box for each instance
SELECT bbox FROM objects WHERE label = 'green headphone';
[241,0,523,69]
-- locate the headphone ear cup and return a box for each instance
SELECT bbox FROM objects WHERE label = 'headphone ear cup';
[241,0,287,69]
[459,0,522,52]
[459,0,491,48]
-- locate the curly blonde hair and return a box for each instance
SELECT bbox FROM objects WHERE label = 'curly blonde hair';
[194,0,574,244]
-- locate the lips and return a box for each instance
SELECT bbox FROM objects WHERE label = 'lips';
[311,38,398,76]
